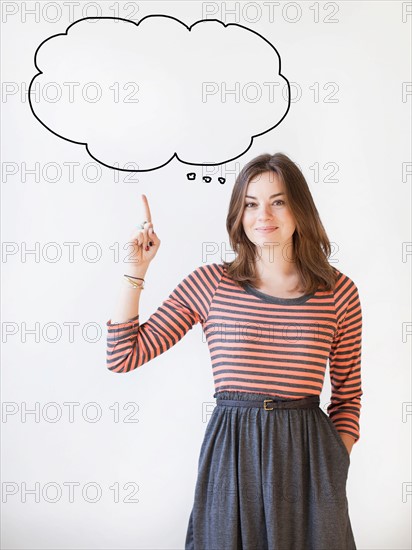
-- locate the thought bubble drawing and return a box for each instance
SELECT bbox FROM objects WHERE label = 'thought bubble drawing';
[29,15,290,172]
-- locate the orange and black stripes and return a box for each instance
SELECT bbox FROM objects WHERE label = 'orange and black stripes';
[107,263,363,443]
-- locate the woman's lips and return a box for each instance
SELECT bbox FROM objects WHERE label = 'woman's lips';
[256,227,278,233]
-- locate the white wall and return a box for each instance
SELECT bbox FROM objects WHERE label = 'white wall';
[1,1,411,549]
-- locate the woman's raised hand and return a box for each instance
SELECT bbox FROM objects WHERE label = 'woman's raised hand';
[128,194,161,268]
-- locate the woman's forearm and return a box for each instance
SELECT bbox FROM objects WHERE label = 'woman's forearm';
[110,264,149,324]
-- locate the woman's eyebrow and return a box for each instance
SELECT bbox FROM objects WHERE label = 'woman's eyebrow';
[245,193,285,199]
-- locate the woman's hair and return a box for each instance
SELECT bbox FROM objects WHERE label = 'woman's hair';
[221,152,339,294]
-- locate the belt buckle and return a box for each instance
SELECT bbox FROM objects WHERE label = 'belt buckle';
[264,399,274,411]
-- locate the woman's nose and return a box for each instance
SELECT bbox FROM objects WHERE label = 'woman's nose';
[257,206,274,220]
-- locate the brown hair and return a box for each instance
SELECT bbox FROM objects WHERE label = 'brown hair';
[221,152,339,294]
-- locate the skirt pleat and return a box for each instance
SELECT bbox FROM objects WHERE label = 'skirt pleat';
[185,391,356,550]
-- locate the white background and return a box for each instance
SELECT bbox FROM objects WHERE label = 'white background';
[1,1,411,549]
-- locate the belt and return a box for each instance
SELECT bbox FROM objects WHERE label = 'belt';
[215,395,320,410]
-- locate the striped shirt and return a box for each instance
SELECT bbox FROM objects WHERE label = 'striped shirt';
[107,263,363,443]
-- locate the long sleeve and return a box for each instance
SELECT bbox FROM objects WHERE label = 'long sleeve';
[327,278,363,443]
[106,264,222,373]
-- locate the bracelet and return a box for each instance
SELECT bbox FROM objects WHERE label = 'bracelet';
[124,277,144,289]
[124,274,145,289]
[125,275,145,281]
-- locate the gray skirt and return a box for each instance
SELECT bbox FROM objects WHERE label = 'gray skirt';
[185,390,356,550]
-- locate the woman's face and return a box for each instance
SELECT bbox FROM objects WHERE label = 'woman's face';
[242,170,296,249]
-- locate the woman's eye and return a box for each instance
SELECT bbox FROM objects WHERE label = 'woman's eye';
[245,200,285,208]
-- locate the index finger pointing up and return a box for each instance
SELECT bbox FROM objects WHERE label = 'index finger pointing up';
[141,194,152,224]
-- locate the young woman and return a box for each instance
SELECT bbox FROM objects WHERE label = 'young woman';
[106,152,363,549]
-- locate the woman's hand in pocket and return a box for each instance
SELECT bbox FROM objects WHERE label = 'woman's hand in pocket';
[339,433,355,456]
